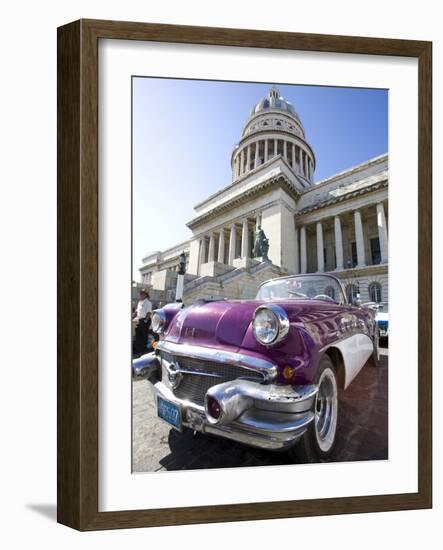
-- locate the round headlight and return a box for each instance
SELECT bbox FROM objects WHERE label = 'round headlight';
[252,305,289,346]
[151,310,166,333]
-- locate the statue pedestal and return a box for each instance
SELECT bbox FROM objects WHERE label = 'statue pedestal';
[254,256,271,264]
[232,257,259,269]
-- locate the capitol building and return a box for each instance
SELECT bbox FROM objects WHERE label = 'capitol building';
[139,86,388,306]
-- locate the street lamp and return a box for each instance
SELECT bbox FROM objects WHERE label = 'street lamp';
[175,251,186,302]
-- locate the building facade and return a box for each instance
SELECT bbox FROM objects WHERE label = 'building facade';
[140,86,388,305]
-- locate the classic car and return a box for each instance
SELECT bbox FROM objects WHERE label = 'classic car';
[134,274,379,462]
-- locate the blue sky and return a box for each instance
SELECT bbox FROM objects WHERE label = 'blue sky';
[132,78,387,279]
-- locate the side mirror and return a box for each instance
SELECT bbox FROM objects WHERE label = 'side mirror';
[352,293,362,307]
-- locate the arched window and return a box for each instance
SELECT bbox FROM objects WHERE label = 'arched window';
[369,282,382,303]
[346,284,359,303]
[324,286,336,300]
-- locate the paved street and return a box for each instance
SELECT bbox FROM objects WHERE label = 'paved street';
[133,345,388,472]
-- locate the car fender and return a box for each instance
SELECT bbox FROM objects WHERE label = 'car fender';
[322,333,373,389]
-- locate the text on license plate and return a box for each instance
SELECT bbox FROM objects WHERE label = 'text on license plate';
[157,396,181,429]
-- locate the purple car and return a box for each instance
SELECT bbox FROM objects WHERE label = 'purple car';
[136,274,379,461]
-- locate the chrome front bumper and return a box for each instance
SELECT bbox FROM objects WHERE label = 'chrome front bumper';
[138,350,317,451]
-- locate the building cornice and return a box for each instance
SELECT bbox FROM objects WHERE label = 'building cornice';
[303,153,388,193]
[332,263,388,278]
[298,179,388,215]
[187,173,300,230]
[244,107,304,130]
[141,238,191,264]
[194,155,308,213]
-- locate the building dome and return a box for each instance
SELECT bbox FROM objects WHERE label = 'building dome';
[249,86,301,124]
[231,85,315,186]
[240,85,305,140]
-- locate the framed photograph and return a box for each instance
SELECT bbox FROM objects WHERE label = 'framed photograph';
[57,19,432,530]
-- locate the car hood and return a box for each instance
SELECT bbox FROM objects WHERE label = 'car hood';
[165,300,259,348]
[164,298,345,349]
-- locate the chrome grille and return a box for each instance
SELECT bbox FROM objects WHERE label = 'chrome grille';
[160,351,264,405]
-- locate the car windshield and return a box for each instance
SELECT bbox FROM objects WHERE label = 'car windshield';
[256,274,346,304]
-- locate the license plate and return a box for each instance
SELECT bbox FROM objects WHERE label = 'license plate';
[157,396,181,430]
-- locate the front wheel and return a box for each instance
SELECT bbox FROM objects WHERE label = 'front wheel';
[288,355,339,462]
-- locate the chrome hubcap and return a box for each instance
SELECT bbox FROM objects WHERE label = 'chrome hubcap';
[314,367,338,452]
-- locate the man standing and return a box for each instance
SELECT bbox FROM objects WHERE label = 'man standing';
[132,290,152,356]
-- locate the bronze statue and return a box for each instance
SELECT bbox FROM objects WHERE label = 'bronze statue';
[253,225,269,261]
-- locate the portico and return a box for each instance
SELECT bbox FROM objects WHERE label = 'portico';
[296,200,388,275]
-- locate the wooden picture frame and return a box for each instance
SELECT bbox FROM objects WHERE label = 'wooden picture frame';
[57,19,432,530]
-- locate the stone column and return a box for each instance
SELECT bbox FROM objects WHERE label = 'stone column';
[376,202,388,263]
[292,143,296,169]
[354,210,366,267]
[228,224,236,265]
[246,145,251,172]
[294,226,300,273]
[334,215,344,270]
[240,149,245,175]
[274,139,278,157]
[241,219,249,258]
[299,148,303,175]
[316,221,324,272]
[200,237,207,267]
[300,225,307,274]
[254,142,259,169]
[283,140,287,160]
[264,140,269,162]
[208,233,215,262]
[217,230,225,263]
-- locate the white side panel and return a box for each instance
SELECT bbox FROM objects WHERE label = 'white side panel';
[334,333,374,389]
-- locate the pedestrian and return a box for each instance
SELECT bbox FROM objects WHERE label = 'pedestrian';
[132,290,152,356]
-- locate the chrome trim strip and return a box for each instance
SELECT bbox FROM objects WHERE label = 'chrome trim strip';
[165,360,223,379]
[156,340,278,381]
